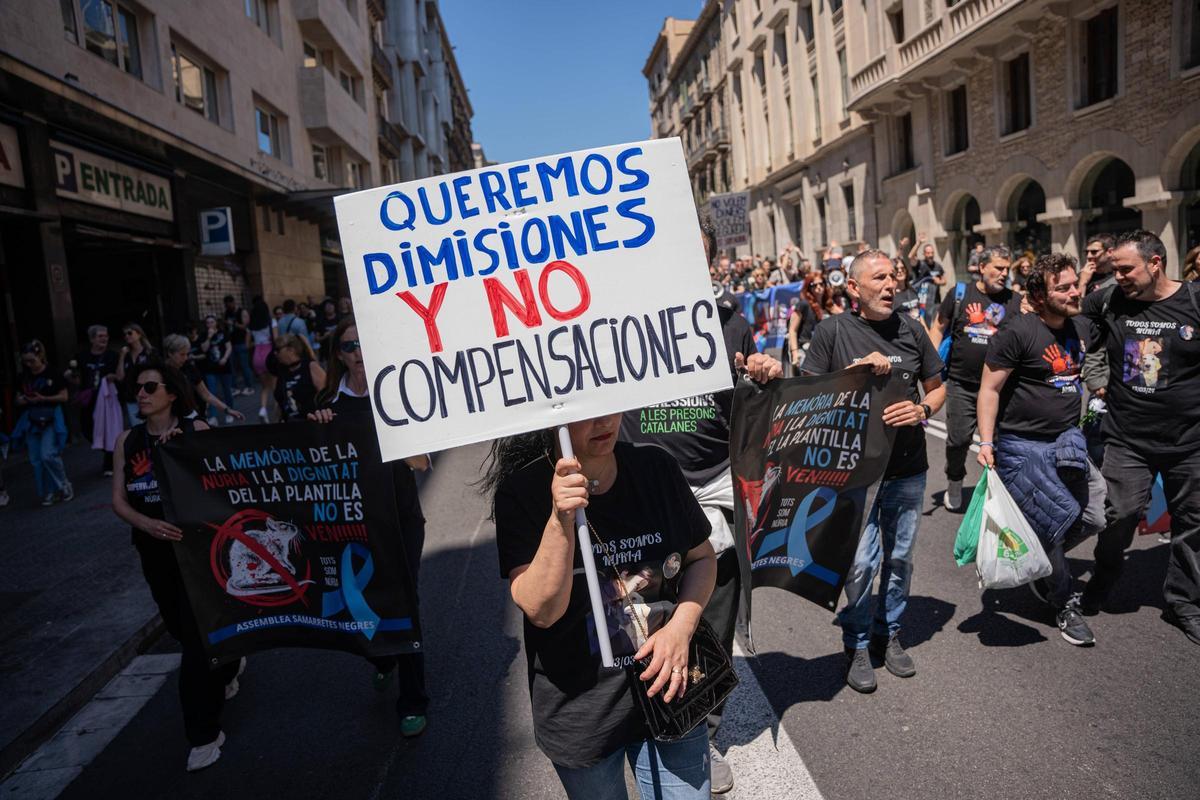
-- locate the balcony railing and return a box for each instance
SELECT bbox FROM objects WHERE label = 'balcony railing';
[898,18,944,69]
[377,119,408,156]
[371,41,393,86]
[850,51,891,98]
[948,0,1005,35]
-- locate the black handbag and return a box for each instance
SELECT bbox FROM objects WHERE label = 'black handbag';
[587,522,739,742]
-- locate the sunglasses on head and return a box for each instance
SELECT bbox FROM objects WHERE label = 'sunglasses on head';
[339,339,361,353]
[136,380,162,395]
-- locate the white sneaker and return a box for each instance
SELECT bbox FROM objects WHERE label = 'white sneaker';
[945,480,963,511]
[257,407,269,422]
[60,483,75,502]
[0,491,10,508]
[225,414,235,424]
[41,494,56,507]
[207,417,219,427]
[186,731,225,772]
[224,677,239,700]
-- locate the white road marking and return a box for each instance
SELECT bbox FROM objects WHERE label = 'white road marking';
[715,641,826,800]
[0,654,181,800]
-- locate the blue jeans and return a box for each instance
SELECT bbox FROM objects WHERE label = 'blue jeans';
[838,471,927,649]
[204,373,235,418]
[27,423,67,498]
[231,344,255,390]
[553,723,710,800]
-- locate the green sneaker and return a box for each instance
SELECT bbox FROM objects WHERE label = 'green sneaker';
[400,714,427,737]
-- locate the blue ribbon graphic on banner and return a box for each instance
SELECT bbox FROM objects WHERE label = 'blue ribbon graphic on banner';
[322,542,381,640]
[755,487,841,584]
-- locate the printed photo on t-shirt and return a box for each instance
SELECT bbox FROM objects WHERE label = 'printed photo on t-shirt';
[585,545,682,665]
[1041,339,1082,392]
[963,301,1008,344]
[1123,336,1167,391]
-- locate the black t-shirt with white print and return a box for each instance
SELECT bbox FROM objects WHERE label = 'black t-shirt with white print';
[494,442,710,769]
[939,283,1023,386]
[986,312,1087,440]
[894,288,922,321]
[620,305,756,485]
[1082,283,1200,453]
[803,312,944,480]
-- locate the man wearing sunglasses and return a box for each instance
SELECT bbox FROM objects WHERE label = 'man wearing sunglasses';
[1080,234,1117,417]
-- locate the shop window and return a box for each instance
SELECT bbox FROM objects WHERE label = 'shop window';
[171,44,221,124]
[945,84,969,154]
[1183,0,1200,70]
[312,144,328,180]
[61,0,78,42]
[1077,5,1120,107]
[256,105,282,158]
[843,184,856,241]
[1000,52,1032,134]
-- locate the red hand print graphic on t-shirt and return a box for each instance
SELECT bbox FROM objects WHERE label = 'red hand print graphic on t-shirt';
[1041,343,1072,374]
[965,302,985,325]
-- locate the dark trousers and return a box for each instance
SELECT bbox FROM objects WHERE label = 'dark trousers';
[944,380,978,483]
[1083,442,1200,618]
[1043,461,1107,609]
[368,510,428,716]
[134,538,239,747]
[702,547,740,737]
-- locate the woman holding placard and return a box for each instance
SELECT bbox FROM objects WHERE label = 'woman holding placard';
[110,361,242,771]
[309,318,431,737]
[483,418,717,799]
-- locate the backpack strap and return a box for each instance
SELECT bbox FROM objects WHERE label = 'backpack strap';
[1101,284,1117,317]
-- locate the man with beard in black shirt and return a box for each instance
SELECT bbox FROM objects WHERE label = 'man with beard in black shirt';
[977,253,1106,646]
[621,213,781,794]
[804,250,945,693]
[931,245,1023,511]
[1078,231,1200,646]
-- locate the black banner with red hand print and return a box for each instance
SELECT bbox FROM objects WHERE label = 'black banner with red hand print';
[156,423,421,666]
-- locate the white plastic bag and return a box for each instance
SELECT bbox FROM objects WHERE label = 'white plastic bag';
[975,469,1053,590]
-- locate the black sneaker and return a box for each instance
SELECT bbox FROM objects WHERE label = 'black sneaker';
[1161,608,1200,646]
[1057,603,1096,646]
[844,647,876,693]
[1077,589,1102,616]
[870,633,916,678]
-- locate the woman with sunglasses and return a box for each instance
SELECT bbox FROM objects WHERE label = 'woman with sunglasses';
[115,323,156,427]
[111,361,241,772]
[481,416,717,799]
[308,318,431,736]
[13,340,73,506]
[270,333,325,422]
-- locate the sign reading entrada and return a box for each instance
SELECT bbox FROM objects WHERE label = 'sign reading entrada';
[50,140,173,221]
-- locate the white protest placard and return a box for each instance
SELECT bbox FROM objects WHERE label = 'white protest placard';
[709,191,749,251]
[334,138,730,462]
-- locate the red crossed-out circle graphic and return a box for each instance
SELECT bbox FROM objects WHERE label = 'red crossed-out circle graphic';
[208,508,313,608]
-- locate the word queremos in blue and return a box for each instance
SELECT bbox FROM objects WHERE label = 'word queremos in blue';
[364,147,657,292]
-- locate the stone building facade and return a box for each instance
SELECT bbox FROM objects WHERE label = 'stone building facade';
[0,0,474,376]
[646,0,1200,279]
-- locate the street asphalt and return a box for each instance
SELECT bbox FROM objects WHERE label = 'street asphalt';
[4,424,1198,799]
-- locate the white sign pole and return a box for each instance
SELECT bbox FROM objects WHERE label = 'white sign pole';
[556,425,615,669]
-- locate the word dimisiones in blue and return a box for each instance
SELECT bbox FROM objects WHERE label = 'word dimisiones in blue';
[364,147,656,292]
[370,299,719,427]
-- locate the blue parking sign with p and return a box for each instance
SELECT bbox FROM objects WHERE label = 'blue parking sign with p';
[200,207,234,256]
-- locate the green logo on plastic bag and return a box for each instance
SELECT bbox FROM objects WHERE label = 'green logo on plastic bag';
[996,527,1028,562]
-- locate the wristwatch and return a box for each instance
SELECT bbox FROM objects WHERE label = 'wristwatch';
[919,403,932,421]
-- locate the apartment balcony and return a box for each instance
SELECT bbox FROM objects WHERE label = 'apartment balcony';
[372,40,393,86]
[366,0,385,21]
[295,0,363,69]
[847,0,1027,111]
[299,65,370,158]
[377,119,408,157]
